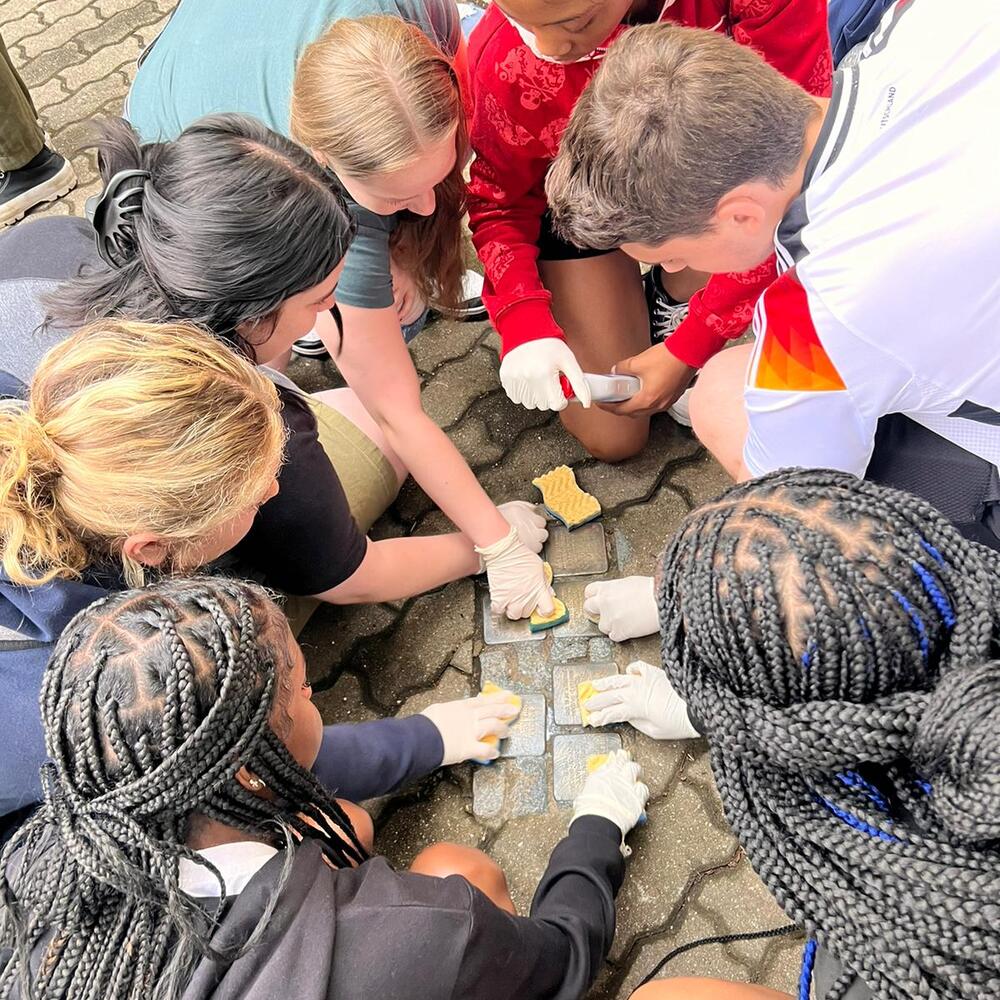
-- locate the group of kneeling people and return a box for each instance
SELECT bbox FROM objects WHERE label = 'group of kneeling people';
[1,0,999,997]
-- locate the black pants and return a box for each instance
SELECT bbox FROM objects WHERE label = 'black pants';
[866,413,1000,552]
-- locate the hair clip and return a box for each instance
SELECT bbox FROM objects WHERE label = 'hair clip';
[92,168,151,268]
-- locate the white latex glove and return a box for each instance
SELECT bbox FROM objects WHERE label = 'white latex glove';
[583,577,659,642]
[499,338,591,411]
[421,690,521,765]
[477,526,555,620]
[497,500,549,554]
[571,749,649,854]
[583,661,700,740]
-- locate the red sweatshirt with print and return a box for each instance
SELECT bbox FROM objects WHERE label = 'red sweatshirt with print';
[467,0,833,368]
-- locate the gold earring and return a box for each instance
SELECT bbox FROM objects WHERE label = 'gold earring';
[247,775,265,792]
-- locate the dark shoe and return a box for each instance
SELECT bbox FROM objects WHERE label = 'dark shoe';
[291,330,330,358]
[644,265,690,345]
[0,147,77,227]
[644,265,694,427]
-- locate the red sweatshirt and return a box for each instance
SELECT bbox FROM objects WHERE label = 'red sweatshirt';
[467,0,833,368]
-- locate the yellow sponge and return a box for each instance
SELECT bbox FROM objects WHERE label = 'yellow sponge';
[586,753,610,773]
[578,680,597,726]
[530,597,569,632]
[543,561,553,586]
[479,682,522,752]
[532,465,602,530]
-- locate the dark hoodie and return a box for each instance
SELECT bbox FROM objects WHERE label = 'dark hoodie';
[4,817,625,1000]
[182,818,625,1000]
[0,563,109,818]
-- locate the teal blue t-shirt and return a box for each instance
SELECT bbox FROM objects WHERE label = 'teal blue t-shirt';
[126,0,460,310]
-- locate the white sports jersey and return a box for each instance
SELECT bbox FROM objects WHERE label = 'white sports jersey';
[744,0,1000,479]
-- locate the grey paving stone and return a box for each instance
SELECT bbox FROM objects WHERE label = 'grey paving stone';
[576,418,700,511]
[472,756,548,820]
[613,484,690,576]
[544,521,609,577]
[552,733,623,802]
[552,662,618,726]
[589,636,615,661]
[479,588,544,645]
[479,644,551,690]
[550,636,590,663]
[498,693,546,758]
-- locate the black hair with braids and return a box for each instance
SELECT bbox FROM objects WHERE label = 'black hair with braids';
[658,469,1000,1000]
[0,577,366,1000]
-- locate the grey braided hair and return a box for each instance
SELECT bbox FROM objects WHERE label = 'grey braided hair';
[658,469,1000,1000]
[0,577,366,1000]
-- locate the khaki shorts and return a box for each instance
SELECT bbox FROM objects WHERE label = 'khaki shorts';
[284,396,398,636]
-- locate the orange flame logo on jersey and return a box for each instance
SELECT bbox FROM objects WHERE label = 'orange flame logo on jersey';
[753,269,846,392]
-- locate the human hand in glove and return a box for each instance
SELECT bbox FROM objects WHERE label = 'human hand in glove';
[421,689,522,765]
[499,338,591,411]
[572,749,649,853]
[583,576,659,642]
[497,500,549,554]
[477,526,555,620]
[583,660,700,740]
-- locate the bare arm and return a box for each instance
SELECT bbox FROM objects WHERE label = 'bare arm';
[321,305,511,548]
[316,535,480,605]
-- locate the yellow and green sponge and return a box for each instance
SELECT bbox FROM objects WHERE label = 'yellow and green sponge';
[532,465,602,530]
[530,597,569,632]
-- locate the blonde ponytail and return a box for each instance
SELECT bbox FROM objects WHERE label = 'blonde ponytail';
[0,405,90,586]
[291,15,468,309]
[0,320,285,588]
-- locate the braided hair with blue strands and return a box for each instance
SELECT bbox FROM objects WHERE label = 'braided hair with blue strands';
[657,469,1000,1000]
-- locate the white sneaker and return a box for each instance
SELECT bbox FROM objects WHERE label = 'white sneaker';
[667,389,693,427]
[291,330,329,358]
[431,268,487,321]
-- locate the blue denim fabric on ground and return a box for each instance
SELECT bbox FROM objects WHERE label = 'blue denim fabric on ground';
[402,307,429,343]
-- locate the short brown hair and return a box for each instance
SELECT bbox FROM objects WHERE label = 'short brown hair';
[546,25,818,250]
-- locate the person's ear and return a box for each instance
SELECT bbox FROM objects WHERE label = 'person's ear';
[713,183,771,237]
[236,767,268,795]
[122,532,171,568]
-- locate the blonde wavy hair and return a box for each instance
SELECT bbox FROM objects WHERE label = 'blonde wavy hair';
[291,15,468,310]
[0,320,285,588]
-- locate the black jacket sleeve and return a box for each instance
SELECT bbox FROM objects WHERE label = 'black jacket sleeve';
[451,816,626,999]
[311,715,444,802]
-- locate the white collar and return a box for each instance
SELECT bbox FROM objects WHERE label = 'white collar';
[179,841,279,898]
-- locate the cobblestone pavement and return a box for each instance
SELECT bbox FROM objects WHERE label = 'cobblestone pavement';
[5,1,804,994]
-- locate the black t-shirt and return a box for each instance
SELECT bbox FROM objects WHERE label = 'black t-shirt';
[231,386,367,595]
[0,216,367,596]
